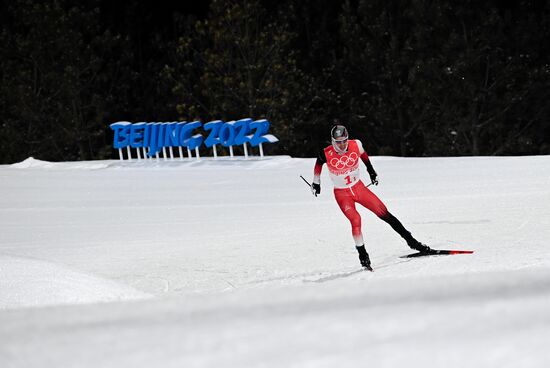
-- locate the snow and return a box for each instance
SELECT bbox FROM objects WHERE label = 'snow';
[1,154,550,367]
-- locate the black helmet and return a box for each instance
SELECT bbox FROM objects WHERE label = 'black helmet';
[331,125,349,153]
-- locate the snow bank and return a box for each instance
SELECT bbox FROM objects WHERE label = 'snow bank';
[8,155,295,171]
[10,157,114,170]
[0,255,151,309]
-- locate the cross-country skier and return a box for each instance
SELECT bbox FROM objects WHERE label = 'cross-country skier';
[311,124,431,270]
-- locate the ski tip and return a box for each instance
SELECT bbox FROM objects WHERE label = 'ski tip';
[448,250,474,255]
[401,249,475,258]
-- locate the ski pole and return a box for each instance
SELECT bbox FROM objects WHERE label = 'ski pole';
[300,175,312,188]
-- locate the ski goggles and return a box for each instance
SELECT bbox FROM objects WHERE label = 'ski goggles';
[332,138,348,152]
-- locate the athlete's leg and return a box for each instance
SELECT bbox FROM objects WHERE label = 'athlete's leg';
[353,183,388,218]
[334,189,364,247]
[380,212,430,251]
[355,183,430,252]
[354,183,407,233]
[379,212,414,242]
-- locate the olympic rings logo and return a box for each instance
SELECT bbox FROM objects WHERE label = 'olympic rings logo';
[330,152,358,169]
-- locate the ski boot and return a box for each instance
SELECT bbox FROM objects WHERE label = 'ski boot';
[407,238,432,253]
[356,245,373,271]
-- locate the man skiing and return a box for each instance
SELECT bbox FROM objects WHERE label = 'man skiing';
[311,124,431,271]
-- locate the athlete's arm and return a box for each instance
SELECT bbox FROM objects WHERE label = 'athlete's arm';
[311,149,326,196]
[313,149,326,185]
[357,140,378,185]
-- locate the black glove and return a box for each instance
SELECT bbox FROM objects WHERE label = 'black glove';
[369,171,379,186]
[311,183,321,196]
[365,159,378,186]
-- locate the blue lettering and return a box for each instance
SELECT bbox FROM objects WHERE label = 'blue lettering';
[111,119,278,157]
[110,121,132,149]
[164,122,179,147]
[203,120,223,148]
[219,121,236,147]
[129,123,146,148]
[179,121,203,150]
[234,118,252,145]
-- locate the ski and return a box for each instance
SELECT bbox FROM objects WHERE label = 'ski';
[401,249,474,258]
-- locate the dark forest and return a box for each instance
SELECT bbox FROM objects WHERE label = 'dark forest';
[1,0,549,163]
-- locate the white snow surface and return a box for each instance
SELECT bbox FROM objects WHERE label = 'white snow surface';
[1,155,550,367]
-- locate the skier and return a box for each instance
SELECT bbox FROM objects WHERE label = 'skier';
[311,124,431,270]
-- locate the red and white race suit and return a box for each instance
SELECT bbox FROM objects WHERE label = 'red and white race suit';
[313,139,388,246]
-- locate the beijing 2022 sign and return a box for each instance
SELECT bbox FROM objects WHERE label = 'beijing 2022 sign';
[110,118,278,160]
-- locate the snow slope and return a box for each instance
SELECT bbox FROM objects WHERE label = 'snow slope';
[1,155,549,367]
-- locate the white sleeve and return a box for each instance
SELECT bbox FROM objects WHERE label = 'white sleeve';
[355,139,365,155]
